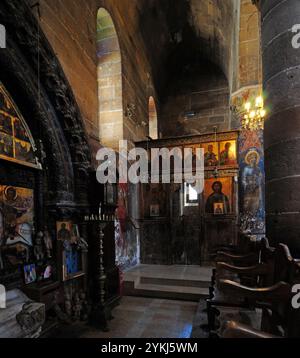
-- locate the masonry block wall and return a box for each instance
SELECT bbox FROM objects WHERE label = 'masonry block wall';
[239,0,262,88]
[160,66,230,137]
[30,0,159,154]
[28,0,161,270]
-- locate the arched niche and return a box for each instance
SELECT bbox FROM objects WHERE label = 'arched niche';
[148,96,158,140]
[97,8,123,149]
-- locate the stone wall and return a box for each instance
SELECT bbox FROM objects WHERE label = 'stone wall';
[239,0,262,88]
[29,0,158,153]
[160,63,230,137]
[27,0,157,270]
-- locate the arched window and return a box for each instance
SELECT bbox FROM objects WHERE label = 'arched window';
[148,96,158,140]
[97,8,123,148]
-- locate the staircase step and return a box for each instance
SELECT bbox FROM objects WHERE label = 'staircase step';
[140,276,210,288]
[124,282,209,302]
[123,265,213,302]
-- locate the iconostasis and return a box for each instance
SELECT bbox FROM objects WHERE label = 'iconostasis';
[136,131,239,265]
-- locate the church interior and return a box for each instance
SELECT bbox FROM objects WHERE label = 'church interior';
[0,0,300,339]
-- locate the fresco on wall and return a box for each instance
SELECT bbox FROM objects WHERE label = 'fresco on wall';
[239,130,265,234]
[115,183,138,270]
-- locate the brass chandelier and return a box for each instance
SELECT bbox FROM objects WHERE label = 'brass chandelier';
[242,96,266,131]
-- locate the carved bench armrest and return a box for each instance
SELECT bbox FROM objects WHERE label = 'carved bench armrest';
[216,262,268,276]
[212,245,237,252]
[222,321,279,339]
[210,247,238,257]
[219,280,291,303]
[215,251,257,260]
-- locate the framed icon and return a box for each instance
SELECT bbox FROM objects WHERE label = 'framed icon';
[219,140,237,166]
[150,204,160,217]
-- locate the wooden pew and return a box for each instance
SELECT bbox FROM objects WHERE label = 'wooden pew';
[209,234,261,293]
[207,237,275,331]
[213,245,300,338]
[211,232,258,260]
[217,237,275,286]
[207,240,282,330]
[220,263,300,338]
[221,321,279,339]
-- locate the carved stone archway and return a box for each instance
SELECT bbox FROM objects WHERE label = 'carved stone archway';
[0,0,92,218]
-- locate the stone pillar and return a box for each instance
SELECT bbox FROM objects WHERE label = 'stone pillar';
[262,0,300,253]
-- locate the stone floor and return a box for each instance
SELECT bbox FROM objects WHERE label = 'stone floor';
[48,296,198,339]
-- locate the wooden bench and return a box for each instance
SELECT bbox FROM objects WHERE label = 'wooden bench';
[209,234,261,293]
[212,245,300,337]
[207,239,290,331]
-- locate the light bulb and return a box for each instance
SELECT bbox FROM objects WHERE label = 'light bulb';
[245,102,251,111]
[260,109,266,118]
[256,96,263,107]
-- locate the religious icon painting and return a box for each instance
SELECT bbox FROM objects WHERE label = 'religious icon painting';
[204,177,233,214]
[13,118,30,142]
[0,185,34,248]
[150,204,160,217]
[219,140,237,166]
[214,202,224,215]
[0,132,13,157]
[202,142,218,167]
[24,263,37,285]
[15,139,35,164]
[56,221,73,241]
[43,265,53,280]
[0,112,13,136]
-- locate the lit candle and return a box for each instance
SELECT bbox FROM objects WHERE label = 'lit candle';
[99,203,102,220]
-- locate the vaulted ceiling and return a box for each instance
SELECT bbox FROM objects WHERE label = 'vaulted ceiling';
[136,0,238,98]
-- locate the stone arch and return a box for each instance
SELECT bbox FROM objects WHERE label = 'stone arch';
[148,96,158,139]
[0,0,92,214]
[97,8,123,149]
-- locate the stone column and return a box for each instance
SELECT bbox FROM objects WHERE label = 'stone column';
[262,0,300,253]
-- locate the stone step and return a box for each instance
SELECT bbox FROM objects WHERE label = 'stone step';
[139,276,210,288]
[124,281,209,302]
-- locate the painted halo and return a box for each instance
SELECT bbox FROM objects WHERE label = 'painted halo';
[244,149,260,166]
